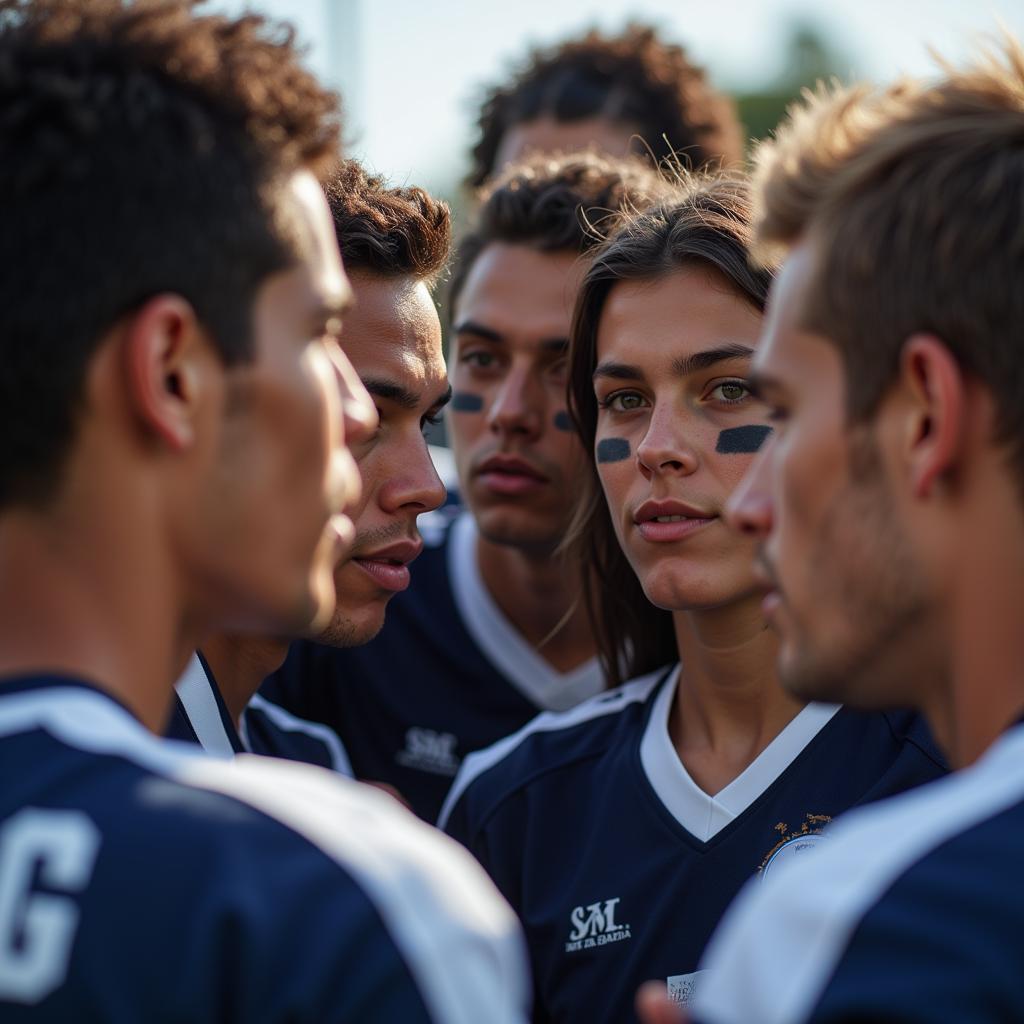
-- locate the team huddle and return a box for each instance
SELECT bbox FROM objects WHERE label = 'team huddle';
[1,1,1023,1022]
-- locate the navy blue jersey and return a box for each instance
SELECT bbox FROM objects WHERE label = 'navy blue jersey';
[440,666,947,1024]
[693,721,1024,1024]
[0,676,529,1022]
[261,512,606,821]
[168,653,352,773]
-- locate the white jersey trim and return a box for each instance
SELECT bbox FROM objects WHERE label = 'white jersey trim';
[447,511,605,712]
[438,666,669,829]
[693,723,1024,1024]
[242,692,354,777]
[640,671,841,842]
[0,685,530,1024]
[172,653,235,758]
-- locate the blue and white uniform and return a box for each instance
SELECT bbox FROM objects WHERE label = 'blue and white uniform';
[439,666,946,1024]
[0,675,529,1022]
[692,721,1024,1024]
[261,511,606,821]
[168,652,352,773]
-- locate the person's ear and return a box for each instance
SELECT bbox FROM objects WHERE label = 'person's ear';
[123,294,209,451]
[898,333,967,500]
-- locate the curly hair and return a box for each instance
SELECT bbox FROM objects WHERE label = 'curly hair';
[0,0,342,507]
[566,174,776,686]
[467,23,744,188]
[448,150,675,318]
[325,161,451,288]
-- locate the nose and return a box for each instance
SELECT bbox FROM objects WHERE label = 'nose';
[325,345,375,513]
[381,435,448,516]
[330,345,376,446]
[724,441,774,538]
[635,405,699,478]
[487,365,542,440]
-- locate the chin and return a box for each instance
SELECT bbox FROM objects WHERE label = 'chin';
[315,600,387,649]
[474,505,566,551]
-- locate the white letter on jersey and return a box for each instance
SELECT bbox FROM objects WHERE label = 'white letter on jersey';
[0,809,101,1003]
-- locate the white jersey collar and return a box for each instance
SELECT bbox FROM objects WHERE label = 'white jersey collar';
[640,666,841,842]
[447,512,605,711]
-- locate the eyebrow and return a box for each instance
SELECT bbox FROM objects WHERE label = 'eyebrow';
[671,343,755,378]
[362,377,452,412]
[592,343,756,385]
[454,320,568,353]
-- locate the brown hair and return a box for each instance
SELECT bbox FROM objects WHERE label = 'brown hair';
[0,0,340,507]
[752,38,1024,481]
[325,160,451,287]
[566,175,776,685]
[448,150,674,319]
[468,23,744,188]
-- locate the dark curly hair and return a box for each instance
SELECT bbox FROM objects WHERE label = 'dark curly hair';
[566,174,776,686]
[325,161,451,288]
[0,0,341,508]
[467,23,744,188]
[448,150,675,318]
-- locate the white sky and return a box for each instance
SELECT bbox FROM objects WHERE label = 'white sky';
[213,0,1024,192]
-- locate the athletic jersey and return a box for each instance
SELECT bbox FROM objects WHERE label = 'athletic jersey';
[261,511,606,821]
[167,652,352,773]
[689,720,1024,1024]
[0,675,530,1023]
[439,665,947,1024]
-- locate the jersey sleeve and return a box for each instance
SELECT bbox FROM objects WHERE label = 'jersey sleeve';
[183,754,532,1024]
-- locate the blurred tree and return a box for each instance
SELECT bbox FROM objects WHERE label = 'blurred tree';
[736,20,855,152]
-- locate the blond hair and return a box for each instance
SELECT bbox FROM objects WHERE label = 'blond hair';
[752,37,1024,472]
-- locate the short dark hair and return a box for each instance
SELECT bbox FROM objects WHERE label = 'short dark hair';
[566,174,776,686]
[467,23,744,188]
[449,150,674,318]
[324,160,451,287]
[0,0,340,508]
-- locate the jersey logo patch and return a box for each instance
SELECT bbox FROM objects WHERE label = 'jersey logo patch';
[759,813,831,881]
[564,897,631,952]
[395,727,460,777]
[666,971,710,1007]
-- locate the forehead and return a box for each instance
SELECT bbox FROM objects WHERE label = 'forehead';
[278,170,351,313]
[755,241,839,391]
[455,243,585,345]
[342,270,445,386]
[597,266,762,363]
[495,116,640,170]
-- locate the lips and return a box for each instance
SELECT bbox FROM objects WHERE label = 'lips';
[351,539,423,593]
[475,453,549,497]
[632,498,717,543]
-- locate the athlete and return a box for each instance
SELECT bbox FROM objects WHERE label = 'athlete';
[467,23,743,188]
[0,3,527,1021]
[630,36,1024,1024]
[264,152,674,820]
[170,159,450,772]
[440,174,945,1024]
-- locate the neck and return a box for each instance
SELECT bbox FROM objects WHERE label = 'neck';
[933,492,1024,768]
[668,594,805,795]
[200,634,290,729]
[475,531,596,673]
[0,500,198,734]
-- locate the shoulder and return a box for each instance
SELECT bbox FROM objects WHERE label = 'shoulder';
[243,692,353,775]
[439,666,671,831]
[693,725,1024,1024]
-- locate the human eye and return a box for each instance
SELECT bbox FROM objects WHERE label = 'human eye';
[596,390,647,413]
[420,411,443,436]
[708,379,752,405]
[460,349,497,371]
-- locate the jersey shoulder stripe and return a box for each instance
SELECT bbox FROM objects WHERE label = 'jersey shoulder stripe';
[438,665,671,829]
[693,723,1024,1024]
[0,685,529,1024]
[245,693,354,776]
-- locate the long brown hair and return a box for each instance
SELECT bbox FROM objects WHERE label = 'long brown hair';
[566,174,776,686]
